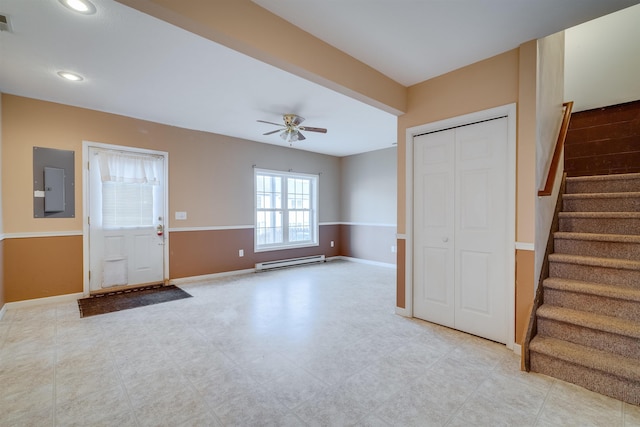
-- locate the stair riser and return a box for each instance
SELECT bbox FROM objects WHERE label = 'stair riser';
[544,288,640,322]
[559,217,640,234]
[537,317,640,360]
[549,262,640,288]
[530,352,640,405]
[563,197,640,212]
[566,178,640,195]
[554,239,640,261]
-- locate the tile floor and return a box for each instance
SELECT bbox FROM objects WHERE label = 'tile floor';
[1,260,638,426]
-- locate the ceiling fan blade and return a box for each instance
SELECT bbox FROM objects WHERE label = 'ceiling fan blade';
[263,129,281,136]
[300,126,327,133]
[297,131,306,141]
[257,119,284,126]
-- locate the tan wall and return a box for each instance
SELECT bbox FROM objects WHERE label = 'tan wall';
[515,249,535,344]
[0,240,4,309]
[4,236,82,302]
[169,225,340,278]
[517,40,538,244]
[396,47,538,336]
[0,93,4,311]
[2,94,341,233]
[1,94,346,301]
[397,49,520,234]
[2,94,399,301]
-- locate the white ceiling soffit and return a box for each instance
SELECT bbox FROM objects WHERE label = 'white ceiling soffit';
[0,0,397,157]
[253,0,640,86]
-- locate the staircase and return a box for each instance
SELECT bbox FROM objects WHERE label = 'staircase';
[529,172,640,405]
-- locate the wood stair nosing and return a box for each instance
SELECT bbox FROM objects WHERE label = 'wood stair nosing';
[529,336,640,383]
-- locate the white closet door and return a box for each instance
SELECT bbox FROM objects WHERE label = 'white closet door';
[413,117,508,344]
[413,128,455,327]
[454,119,508,343]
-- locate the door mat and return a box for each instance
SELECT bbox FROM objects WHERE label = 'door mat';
[77,284,192,318]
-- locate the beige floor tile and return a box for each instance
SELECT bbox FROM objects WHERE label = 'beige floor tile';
[0,261,635,426]
[536,381,624,427]
[260,364,328,409]
[624,403,640,426]
[55,385,132,426]
[132,386,210,427]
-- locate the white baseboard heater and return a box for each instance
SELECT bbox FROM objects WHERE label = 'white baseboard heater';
[255,255,325,272]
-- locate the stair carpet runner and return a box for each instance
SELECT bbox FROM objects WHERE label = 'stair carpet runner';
[529,172,640,406]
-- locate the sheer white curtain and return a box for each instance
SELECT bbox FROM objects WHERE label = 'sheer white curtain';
[95,150,163,228]
[97,150,161,185]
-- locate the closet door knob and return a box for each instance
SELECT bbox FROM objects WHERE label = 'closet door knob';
[442,237,449,242]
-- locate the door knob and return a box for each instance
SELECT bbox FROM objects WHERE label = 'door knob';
[442,237,449,242]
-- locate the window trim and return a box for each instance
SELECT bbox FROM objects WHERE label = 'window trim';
[254,168,319,252]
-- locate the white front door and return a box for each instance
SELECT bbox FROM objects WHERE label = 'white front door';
[413,117,508,343]
[88,146,166,292]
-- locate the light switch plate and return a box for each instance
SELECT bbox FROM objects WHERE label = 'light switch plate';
[175,211,187,220]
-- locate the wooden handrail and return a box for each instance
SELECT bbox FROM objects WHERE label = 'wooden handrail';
[538,101,573,196]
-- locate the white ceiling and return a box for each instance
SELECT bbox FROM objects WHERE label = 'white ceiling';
[254,0,640,87]
[0,0,638,157]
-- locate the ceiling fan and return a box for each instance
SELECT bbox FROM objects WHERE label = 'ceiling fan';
[257,114,327,144]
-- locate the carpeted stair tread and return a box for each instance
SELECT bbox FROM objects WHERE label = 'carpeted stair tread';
[548,253,640,271]
[530,336,640,382]
[543,277,640,302]
[536,305,640,339]
[565,172,640,195]
[558,211,640,219]
[554,232,640,244]
[563,191,640,199]
[566,172,640,184]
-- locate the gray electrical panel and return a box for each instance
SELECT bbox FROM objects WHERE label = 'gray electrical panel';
[44,167,65,212]
[33,147,75,218]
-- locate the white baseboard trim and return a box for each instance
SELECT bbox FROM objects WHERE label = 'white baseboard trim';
[513,343,522,356]
[338,256,396,269]
[170,268,255,286]
[395,306,411,317]
[4,292,84,311]
[0,304,7,321]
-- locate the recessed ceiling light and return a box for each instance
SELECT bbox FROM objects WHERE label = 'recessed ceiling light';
[58,0,97,15]
[57,71,84,82]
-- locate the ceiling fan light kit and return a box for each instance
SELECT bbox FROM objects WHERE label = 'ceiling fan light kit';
[258,114,327,146]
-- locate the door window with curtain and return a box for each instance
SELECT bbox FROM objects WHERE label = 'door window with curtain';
[97,150,162,228]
